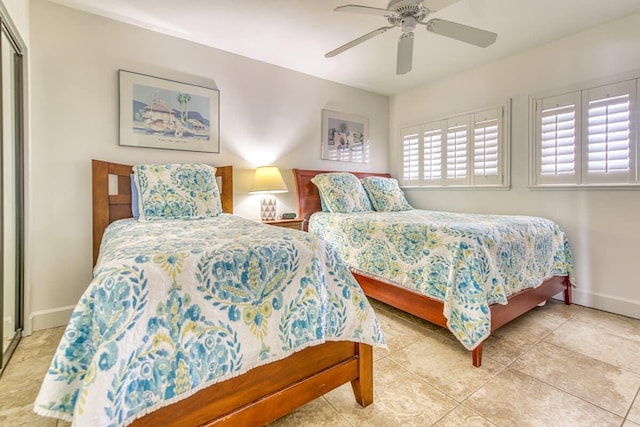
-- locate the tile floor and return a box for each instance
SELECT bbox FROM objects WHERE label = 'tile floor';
[1,299,639,426]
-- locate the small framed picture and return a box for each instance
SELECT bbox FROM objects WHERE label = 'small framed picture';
[321,109,369,163]
[119,70,220,153]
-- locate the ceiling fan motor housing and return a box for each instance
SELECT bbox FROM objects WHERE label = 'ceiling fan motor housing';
[387,0,428,26]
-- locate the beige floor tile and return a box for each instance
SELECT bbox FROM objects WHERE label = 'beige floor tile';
[465,369,623,426]
[574,306,640,338]
[10,328,65,363]
[433,405,497,426]
[624,419,640,427]
[372,303,439,360]
[1,352,54,381]
[629,392,640,424]
[325,357,457,426]
[269,396,349,426]
[545,317,640,374]
[0,404,58,427]
[390,333,505,401]
[512,341,640,416]
[481,307,567,366]
[0,352,55,410]
[0,379,44,411]
[529,298,580,321]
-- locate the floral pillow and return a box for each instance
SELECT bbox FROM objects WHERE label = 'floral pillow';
[311,172,373,213]
[133,163,222,221]
[360,176,413,212]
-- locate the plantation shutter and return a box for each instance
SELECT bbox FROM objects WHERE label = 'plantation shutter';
[401,126,421,185]
[472,107,502,185]
[423,121,443,182]
[398,100,510,188]
[583,81,635,184]
[536,92,580,185]
[445,115,469,184]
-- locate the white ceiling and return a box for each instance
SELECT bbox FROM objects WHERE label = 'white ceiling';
[48,0,640,96]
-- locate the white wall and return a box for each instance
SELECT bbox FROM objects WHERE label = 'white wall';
[27,0,389,332]
[391,12,640,319]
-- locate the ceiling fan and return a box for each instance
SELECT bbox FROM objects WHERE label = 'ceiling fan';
[325,0,497,75]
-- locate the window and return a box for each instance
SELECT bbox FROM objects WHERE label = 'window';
[531,78,638,187]
[400,101,510,188]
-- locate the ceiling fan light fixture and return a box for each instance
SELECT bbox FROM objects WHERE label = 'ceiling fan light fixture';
[401,16,417,32]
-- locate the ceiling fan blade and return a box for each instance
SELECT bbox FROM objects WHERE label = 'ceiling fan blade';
[334,5,394,17]
[396,32,414,75]
[425,18,497,47]
[325,26,396,58]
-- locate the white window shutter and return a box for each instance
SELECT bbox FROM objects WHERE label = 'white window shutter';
[445,115,469,184]
[401,126,421,185]
[532,76,640,187]
[535,92,581,185]
[423,121,443,183]
[398,101,510,189]
[472,107,502,185]
[583,81,635,184]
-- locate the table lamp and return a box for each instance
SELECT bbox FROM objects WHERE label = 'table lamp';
[249,166,288,221]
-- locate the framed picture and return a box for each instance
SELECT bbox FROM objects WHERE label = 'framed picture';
[321,109,369,163]
[119,70,220,153]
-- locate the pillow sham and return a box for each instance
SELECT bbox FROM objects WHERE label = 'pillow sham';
[133,163,222,221]
[360,176,413,212]
[311,172,373,213]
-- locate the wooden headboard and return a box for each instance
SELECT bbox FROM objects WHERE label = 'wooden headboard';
[92,159,234,265]
[292,169,391,231]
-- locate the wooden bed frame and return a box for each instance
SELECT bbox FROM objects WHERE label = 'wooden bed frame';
[91,160,374,426]
[293,168,572,367]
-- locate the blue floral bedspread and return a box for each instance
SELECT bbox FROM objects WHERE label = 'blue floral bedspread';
[309,209,574,350]
[35,215,386,426]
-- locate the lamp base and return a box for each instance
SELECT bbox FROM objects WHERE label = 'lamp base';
[260,195,277,221]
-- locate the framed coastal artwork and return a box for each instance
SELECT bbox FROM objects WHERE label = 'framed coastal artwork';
[321,109,369,163]
[119,70,220,153]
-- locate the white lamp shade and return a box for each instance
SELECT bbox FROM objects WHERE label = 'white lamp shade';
[249,166,288,194]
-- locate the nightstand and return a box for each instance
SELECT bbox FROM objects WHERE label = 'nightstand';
[263,218,304,231]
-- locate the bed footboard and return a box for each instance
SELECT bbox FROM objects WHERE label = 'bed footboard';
[131,341,373,426]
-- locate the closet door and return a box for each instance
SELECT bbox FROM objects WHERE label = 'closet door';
[0,22,24,375]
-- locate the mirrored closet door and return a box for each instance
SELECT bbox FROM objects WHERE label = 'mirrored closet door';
[0,16,24,376]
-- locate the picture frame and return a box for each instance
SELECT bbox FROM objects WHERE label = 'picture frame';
[119,70,220,153]
[321,109,369,163]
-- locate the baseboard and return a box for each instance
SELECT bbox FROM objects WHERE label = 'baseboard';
[556,288,640,320]
[29,305,75,332]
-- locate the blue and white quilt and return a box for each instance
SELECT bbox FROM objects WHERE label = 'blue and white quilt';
[309,209,574,351]
[35,215,386,426]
